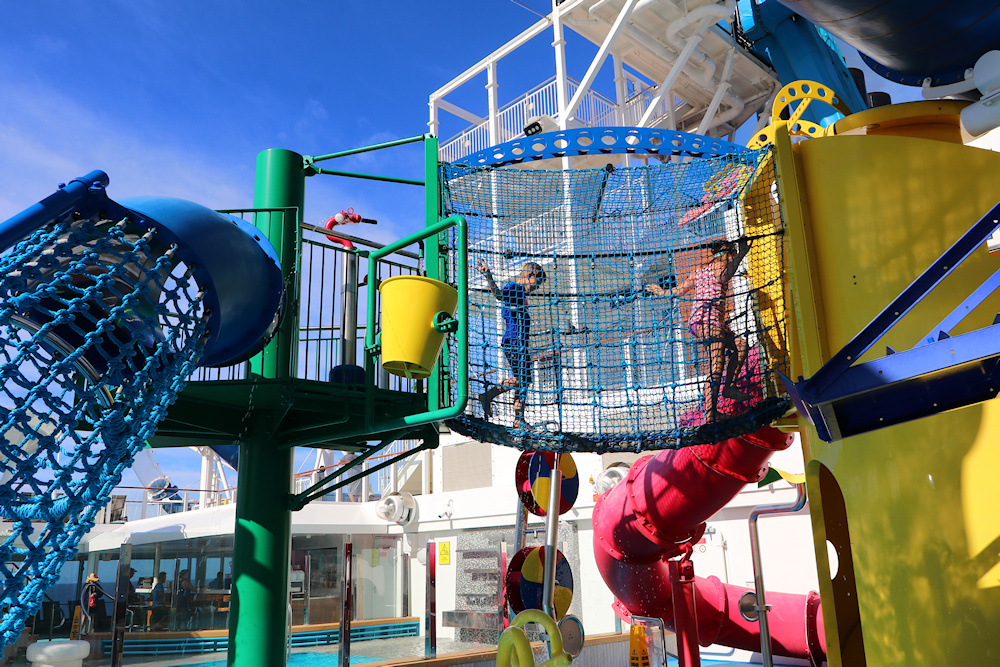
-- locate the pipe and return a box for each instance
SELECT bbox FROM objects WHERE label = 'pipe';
[670,557,702,667]
[541,457,563,619]
[749,481,808,667]
[665,0,736,47]
[340,252,359,367]
[592,425,826,664]
[639,34,707,127]
[624,22,745,129]
[696,49,738,136]
[588,0,614,17]
[664,0,737,83]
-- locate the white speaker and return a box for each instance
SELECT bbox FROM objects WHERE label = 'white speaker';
[375,491,417,526]
[592,463,629,496]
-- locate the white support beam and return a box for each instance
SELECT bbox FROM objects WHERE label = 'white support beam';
[612,54,628,125]
[436,98,485,125]
[428,99,439,136]
[638,34,704,128]
[563,0,640,123]
[696,47,737,136]
[552,0,571,130]
[487,61,500,145]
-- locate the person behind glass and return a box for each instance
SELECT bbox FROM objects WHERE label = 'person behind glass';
[175,569,197,630]
[124,567,140,606]
[150,572,168,630]
[80,572,111,634]
[476,259,547,428]
[208,571,225,590]
[645,238,751,423]
[337,451,362,502]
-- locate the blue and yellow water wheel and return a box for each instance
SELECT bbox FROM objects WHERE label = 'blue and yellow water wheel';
[505,546,574,620]
[515,451,579,517]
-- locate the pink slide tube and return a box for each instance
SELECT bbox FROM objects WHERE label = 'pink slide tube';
[592,425,826,664]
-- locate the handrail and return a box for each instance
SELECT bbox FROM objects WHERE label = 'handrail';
[0,170,109,252]
[299,222,422,260]
[748,482,808,667]
[288,214,468,444]
[496,609,572,667]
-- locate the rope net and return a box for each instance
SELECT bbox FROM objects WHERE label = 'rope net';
[442,147,790,453]
[0,213,208,644]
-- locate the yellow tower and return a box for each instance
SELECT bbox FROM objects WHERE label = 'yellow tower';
[768,92,1000,666]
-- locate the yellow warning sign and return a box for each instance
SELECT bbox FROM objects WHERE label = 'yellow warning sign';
[69,605,81,640]
[629,623,650,667]
[438,542,451,565]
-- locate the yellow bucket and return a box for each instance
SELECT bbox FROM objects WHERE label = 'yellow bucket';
[379,275,458,379]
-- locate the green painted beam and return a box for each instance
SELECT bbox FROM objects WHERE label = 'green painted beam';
[228,149,304,667]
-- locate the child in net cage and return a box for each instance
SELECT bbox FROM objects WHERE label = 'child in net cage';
[646,238,752,423]
[475,258,547,429]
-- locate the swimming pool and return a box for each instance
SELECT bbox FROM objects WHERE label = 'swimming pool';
[174,653,377,667]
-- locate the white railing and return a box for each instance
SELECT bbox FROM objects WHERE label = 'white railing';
[374,439,424,495]
[439,77,623,163]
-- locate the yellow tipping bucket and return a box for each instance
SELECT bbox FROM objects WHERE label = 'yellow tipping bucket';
[379,275,458,379]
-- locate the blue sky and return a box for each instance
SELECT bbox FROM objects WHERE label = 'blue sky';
[0,2,554,232]
[0,1,560,497]
[1,2,920,497]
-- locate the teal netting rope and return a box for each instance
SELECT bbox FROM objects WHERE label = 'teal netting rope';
[0,214,208,644]
[442,147,790,453]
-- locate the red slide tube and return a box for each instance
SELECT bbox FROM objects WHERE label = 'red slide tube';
[592,425,826,664]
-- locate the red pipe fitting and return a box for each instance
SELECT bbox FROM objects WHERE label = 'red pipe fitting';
[670,554,702,667]
[592,425,825,663]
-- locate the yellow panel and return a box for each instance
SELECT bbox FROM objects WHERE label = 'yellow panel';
[963,395,1000,580]
[779,118,1000,666]
[827,100,969,144]
[796,135,1000,358]
[741,152,789,392]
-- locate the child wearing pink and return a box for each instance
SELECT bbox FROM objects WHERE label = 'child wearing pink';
[646,239,751,423]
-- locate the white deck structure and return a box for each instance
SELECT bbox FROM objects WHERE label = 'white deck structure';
[431,0,779,166]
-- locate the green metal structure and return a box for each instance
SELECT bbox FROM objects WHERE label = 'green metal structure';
[149,135,468,667]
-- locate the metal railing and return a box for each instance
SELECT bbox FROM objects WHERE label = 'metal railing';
[95,446,427,523]
[439,77,619,163]
[373,439,425,495]
[190,218,423,393]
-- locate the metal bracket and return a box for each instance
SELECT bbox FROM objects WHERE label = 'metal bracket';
[781,200,1000,441]
[433,311,459,334]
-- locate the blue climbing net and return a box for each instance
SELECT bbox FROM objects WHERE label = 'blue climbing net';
[443,147,790,452]
[0,212,208,644]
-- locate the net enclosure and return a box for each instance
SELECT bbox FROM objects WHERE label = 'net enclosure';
[0,176,282,646]
[442,147,790,453]
[0,213,208,643]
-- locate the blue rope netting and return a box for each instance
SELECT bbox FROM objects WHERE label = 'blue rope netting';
[442,147,790,453]
[0,213,208,644]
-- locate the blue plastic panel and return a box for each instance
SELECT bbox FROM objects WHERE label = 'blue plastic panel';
[777,0,1000,85]
[455,127,745,168]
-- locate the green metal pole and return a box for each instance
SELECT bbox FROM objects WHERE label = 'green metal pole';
[424,136,444,413]
[250,149,303,379]
[228,148,303,667]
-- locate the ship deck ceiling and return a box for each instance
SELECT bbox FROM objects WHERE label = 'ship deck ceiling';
[433,0,780,165]
[564,0,777,127]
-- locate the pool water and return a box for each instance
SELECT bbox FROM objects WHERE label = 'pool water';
[176,653,761,667]
[174,653,377,667]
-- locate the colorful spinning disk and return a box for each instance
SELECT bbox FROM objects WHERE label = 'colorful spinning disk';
[515,451,579,516]
[505,546,574,620]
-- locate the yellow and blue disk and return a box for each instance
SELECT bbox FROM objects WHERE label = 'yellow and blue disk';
[515,451,579,517]
[505,546,574,620]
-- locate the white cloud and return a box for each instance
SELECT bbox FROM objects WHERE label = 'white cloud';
[306,99,329,122]
[0,73,252,222]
